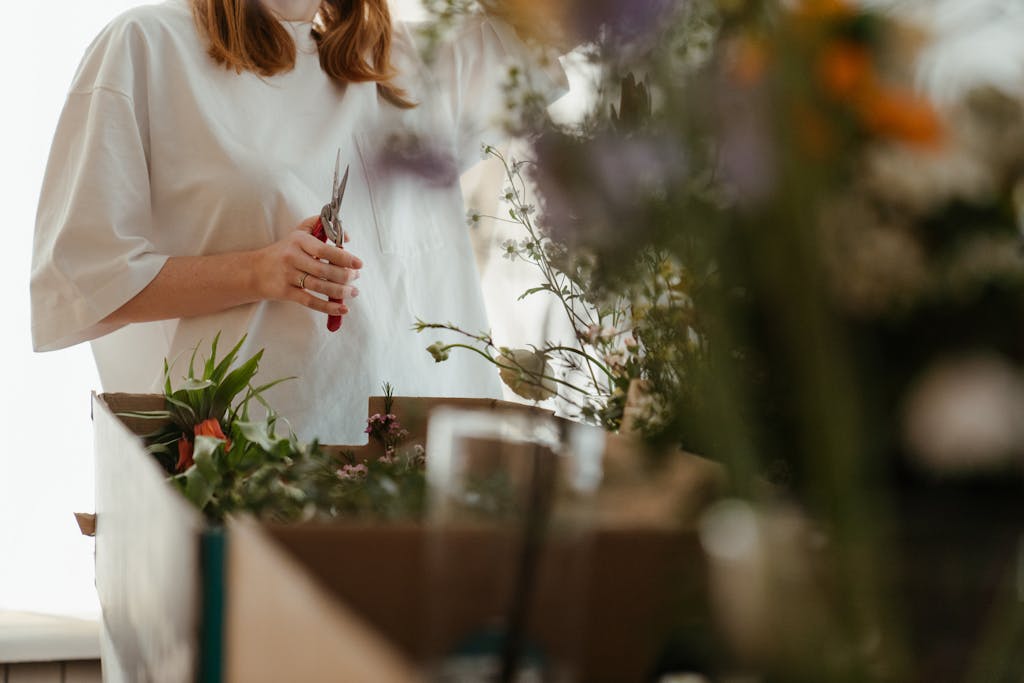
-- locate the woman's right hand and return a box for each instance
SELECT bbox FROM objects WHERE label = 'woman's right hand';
[253,216,363,317]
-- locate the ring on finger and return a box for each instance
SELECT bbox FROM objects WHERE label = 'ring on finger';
[298,272,309,289]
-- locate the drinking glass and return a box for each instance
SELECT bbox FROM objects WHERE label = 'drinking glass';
[421,408,603,683]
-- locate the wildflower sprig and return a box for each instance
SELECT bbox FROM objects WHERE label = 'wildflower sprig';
[417,145,703,432]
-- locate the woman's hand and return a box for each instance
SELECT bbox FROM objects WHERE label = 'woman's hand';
[100,216,364,327]
[253,216,363,317]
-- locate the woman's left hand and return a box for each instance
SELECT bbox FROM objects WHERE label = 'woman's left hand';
[252,216,363,317]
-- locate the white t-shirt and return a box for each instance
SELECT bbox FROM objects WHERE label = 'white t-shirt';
[31,0,565,443]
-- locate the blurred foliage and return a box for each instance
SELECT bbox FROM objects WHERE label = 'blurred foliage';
[421,0,1024,679]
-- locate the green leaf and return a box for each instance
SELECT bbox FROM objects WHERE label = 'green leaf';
[163,358,172,396]
[164,393,196,424]
[172,436,225,510]
[187,341,201,379]
[116,410,173,421]
[232,420,284,453]
[180,467,217,510]
[211,350,263,418]
[249,376,295,396]
[146,436,179,474]
[193,435,226,479]
[233,377,291,420]
[517,285,553,301]
[210,335,248,384]
[182,378,215,392]
[203,331,221,380]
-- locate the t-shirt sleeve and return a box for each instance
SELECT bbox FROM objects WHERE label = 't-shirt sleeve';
[31,18,168,352]
[429,15,569,172]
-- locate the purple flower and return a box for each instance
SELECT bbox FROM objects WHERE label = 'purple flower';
[532,130,687,250]
[568,0,679,44]
[372,132,459,188]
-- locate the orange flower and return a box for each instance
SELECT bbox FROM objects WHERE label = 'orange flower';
[795,0,854,18]
[195,418,227,440]
[175,419,231,473]
[195,417,232,451]
[819,41,874,101]
[856,87,944,148]
[175,437,194,473]
[729,35,770,86]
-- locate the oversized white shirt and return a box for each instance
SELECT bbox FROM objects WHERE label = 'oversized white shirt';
[32,0,564,444]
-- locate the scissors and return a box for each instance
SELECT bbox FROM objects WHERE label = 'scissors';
[311,149,350,332]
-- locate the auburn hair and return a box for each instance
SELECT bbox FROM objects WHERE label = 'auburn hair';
[191,0,415,108]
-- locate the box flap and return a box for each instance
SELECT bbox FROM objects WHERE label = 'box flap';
[93,392,204,682]
[224,517,420,683]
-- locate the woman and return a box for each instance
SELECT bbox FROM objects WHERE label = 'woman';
[31,0,565,442]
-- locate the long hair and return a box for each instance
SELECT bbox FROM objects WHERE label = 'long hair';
[191,0,415,108]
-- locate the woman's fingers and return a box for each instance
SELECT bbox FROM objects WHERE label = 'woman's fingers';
[252,218,361,316]
[290,288,349,316]
[303,238,363,269]
[299,274,360,301]
[303,259,360,285]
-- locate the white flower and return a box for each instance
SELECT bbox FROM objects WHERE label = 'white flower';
[498,348,558,401]
[903,355,1024,473]
[500,239,519,261]
[604,349,627,368]
[426,342,450,363]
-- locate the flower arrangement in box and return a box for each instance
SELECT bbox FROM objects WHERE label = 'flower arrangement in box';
[122,335,427,523]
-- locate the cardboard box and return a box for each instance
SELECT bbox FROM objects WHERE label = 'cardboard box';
[91,393,718,682]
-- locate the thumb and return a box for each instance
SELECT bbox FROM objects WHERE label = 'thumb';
[297,215,320,233]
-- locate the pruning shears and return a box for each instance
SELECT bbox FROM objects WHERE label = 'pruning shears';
[311,149,350,332]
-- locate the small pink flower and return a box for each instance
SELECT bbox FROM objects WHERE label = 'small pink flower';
[337,463,369,480]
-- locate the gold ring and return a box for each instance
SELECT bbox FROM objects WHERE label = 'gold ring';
[299,272,309,289]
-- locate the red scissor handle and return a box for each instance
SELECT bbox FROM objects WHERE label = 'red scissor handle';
[312,217,343,332]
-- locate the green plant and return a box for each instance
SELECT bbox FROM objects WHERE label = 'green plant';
[418,145,704,438]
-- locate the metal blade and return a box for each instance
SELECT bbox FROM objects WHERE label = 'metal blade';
[331,148,341,201]
[336,165,350,209]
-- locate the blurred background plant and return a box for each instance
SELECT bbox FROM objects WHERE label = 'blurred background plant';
[418,0,1024,679]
